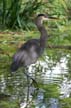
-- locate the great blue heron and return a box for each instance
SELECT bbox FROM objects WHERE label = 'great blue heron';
[10,14,54,82]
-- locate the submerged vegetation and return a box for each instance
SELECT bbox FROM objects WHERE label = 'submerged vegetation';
[0,0,71,108]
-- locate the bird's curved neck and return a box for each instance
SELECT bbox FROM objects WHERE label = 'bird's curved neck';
[36,23,48,49]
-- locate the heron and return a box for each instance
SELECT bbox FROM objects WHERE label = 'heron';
[10,14,54,83]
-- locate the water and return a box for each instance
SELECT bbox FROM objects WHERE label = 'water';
[0,50,71,108]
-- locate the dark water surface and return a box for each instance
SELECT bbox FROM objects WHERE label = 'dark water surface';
[0,49,71,108]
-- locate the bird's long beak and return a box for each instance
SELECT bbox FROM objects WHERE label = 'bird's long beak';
[47,16,59,20]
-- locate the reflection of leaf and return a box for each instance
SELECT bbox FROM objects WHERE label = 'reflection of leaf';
[0,101,19,108]
[60,98,71,108]
[42,84,60,98]
[0,93,10,100]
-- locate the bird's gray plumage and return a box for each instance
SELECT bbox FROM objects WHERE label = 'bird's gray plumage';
[11,14,48,72]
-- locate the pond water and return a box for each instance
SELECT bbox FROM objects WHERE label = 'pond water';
[0,49,71,108]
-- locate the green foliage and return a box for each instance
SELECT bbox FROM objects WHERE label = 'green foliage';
[0,0,45,29]
[0,101,19,108]
[0,0,71,30]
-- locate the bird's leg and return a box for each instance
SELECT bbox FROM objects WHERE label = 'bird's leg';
[22,67,29,101]
[23,67,39,89]
[26,69,30,102]
[23,67,39,102]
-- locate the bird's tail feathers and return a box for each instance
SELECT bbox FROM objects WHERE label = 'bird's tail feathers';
[10,61,19,72]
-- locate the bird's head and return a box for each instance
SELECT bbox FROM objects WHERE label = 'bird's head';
[35,14,58,26]
[37,13,58,20]
[37,14,49,21]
